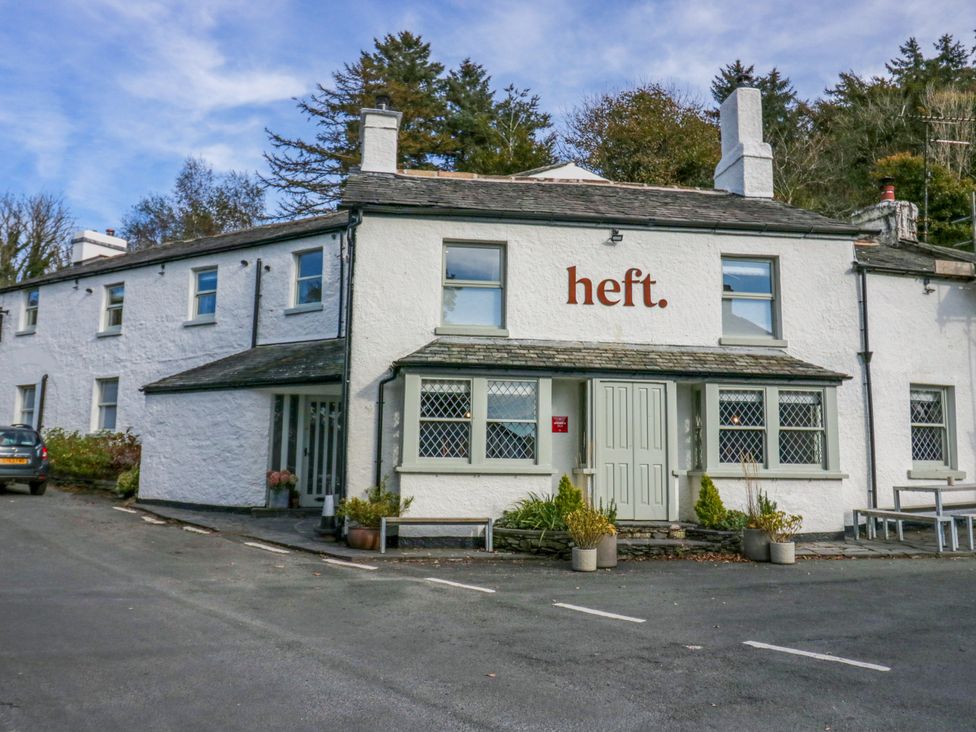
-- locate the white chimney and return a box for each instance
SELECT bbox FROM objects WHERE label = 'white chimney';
[714,83,774,198]
[71,229,128,265]
[851,180,918,246]
[359,98,402,174]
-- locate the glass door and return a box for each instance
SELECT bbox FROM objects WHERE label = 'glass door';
[300,399,340,508]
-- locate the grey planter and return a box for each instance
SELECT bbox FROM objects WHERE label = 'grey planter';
[770,541,796,565]
[596,533,618,568]
[742,528,770,562]
[571,547,598,572]
[268,489,290,509]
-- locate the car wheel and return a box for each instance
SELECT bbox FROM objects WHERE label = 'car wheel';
[29,481,47,496]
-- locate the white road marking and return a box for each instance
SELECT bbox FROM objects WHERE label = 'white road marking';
[141,516,166,525]
[181,526,212,535]
[112,507,138,514]
[243,541,290,555]
[425,577,496,594]
[322,558,378,571]
[743,641,891,672]
[553,602,646,623]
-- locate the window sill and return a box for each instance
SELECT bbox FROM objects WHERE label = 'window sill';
[686,469,847,481]
[434,325,509,337]
[907,467,967,481]
[284,303,323,316]
[397,464,554,476]
[15,328,36,337]
[96,329,122,338]
[718,337,788,348]
[183,317,216,328]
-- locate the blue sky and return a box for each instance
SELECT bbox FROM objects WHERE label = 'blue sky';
[1,0,975,230]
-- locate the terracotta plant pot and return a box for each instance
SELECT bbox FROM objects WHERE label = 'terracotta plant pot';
[596,533,618,568]
[347,527,381,551]
[571,547,598,572]
[770,541,796,565]
[742,528,770,562]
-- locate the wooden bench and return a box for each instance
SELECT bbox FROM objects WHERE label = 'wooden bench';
[853,508,957,553]
[379,517,494,554]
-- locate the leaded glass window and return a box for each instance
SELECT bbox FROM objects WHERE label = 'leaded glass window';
[486,380,537,460]
[718,389,765,465]
[910,388,948,465]
[419,379,471,458]
[778,391,825,466]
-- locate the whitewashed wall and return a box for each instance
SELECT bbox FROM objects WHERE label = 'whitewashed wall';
[0,230,343,437]
[347,214,866,533]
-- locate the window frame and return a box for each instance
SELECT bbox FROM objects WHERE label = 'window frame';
[400,373,551,474]
[102,283,125,334]
[190,266,218,322]
[701,383,841,479]
[17,384,36,427]
[908,385,962,479]
[22,288,39,332]
[94,377,119,432]
[292,248,324,308]
[436,241,507,337]
[719,256,785,347]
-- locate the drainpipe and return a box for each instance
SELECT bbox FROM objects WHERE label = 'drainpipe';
[336,232,345,338]
[855,263,879,509]
[374,367,399,486]
[326,208,363,534]
[250,258,263,349]
[37,374,48,432]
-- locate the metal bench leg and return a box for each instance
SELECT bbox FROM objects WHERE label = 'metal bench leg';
[853,511,860,541]
[950,521,959,552]
[967,517,974,551]
[896,520,904,542]
[486,518,493,552]
[936,521,944,553]
[882,518,890,541]
[380,518,387,554]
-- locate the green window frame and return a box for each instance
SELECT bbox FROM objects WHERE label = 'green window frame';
[720,256,783,345]
[908,385,961,479]
[439,242,506,335]
[401,373,551,473]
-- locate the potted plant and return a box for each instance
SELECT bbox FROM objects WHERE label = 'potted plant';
[336,481,413,550]
[762,511,803,565]
[596,498,618,568]
[266,470,297,509]
[565,504,612,572]
[741,457,776,562]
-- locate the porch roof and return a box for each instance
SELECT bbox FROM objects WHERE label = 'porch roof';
[143,338,345,394]
[396,337,850,382]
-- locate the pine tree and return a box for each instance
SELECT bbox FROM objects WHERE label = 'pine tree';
[694,474,726,529]
[443,59,496,171]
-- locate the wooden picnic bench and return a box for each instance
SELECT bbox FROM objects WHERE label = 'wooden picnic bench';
[852,508,957,553]
[379,517,494,554]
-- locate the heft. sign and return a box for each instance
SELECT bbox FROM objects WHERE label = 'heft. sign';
[566,266,668,308]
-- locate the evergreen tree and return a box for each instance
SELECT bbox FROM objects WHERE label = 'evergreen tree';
[443,59,496,171]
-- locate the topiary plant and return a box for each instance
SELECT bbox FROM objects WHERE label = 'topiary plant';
[694,474,727,529]
[554,475,584,518]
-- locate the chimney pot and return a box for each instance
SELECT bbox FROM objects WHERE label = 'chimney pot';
[375,93,391,111]
[879,177,895,202]
[105,228,115,236]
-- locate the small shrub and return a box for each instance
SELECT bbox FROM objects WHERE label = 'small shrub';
[117,466,140,499]
[718,509,749,532]
[337,480,413,529]
[694,474,726,528]
[757,511,803,542]
[553,475,584,518]
[565,505,613,549]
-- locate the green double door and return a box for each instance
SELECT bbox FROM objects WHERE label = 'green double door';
[594,381,668,521]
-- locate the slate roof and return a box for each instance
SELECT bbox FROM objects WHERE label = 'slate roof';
[0,212,349,294]
[143,338,345,394]
[396,337,849,382]
[342,172,864,236]
[855,240,976,278]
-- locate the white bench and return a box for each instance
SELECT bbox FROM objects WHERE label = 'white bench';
[853,508,957,553]
[379,517,494,554]
[944,510,976,551]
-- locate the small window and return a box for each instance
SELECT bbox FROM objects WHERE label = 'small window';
[718,389,766,465]
[418,379,471,459]
[910,387,950,467]
[193,268,218,318]
[18,385,36,426]
[442,244,504,329]
[486,380,537,460]
[96,378,119,431]
[104,284,125,330]
[722,258,777,339]
[295,250,323,305]
[24,289,39,329]
[778,391,825,467]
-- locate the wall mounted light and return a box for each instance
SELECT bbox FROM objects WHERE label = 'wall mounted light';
[241,259,249,267]
[85,288,93,295]
[263,264,271,272]
[923,277,935,295]
[609,228,624,244]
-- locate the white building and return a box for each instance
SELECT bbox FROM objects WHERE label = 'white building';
[1,83,974,537]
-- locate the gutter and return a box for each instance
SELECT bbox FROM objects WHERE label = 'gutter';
[854,262,879,510]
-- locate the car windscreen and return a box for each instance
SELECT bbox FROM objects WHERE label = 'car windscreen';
[0,429,36,447]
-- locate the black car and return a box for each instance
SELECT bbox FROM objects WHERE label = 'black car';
[0,425,49,495]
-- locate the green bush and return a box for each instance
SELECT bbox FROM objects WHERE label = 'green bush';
[718,509,748,532]
[694,474,727,528]
[498,475,586,530]
[117,466,140,499]
[43,428,141,482]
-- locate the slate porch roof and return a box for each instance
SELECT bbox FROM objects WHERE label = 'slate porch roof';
[855,239,976,279]
[396,337,850,382]
[143,338,345,394]
[342,171,865,236]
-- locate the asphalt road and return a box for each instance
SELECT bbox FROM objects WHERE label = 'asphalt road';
[2,486,975,732]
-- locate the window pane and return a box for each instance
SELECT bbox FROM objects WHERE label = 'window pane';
[197,270,217,292]
[22,387,35,410]
[780,431,824,465]
[445,246,501,282]
[722,259,772,294]
[486,422,536,460]
[912,426,946,462]
[271,395,284,470]
[719,390,764,427]
[910,389,943,424]
[419,422,470,458]
[722,298,773,338]
[442,286,502,327]
[297,278,322,304]
[27,289,39,307]
[298,250,323,279]
[107,308,123,327]
[108,285,124,305]
[100,406,117,431]
[100,379,119,404]
[487,381,536,420]
[197,293,217,316]
[420,380,470,419]
[719,430,764,464]
[779,391,823,427]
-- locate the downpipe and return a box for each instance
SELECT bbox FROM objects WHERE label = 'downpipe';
[374,368,399,487]
[855,263,879,510]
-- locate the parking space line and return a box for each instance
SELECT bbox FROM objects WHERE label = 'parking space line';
[425,577,495,594]
[112,507,139,514]
[243,541,290,555]
[141,516,167,525]
[322,558,378,571]
[743,641,890,672]
[553,602,646,623]
[182,526,212,535]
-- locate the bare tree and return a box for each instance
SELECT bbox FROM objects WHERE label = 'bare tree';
[0,193,74,286]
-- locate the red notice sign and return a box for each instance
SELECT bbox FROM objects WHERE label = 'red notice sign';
[552,416,569,433]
